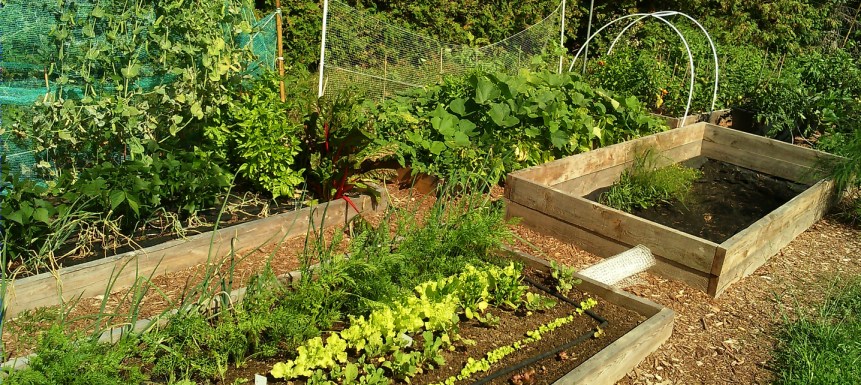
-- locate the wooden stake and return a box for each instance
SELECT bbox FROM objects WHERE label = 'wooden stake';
[383,52,388,100]
[275,0,286,102]
[439,47,444,83]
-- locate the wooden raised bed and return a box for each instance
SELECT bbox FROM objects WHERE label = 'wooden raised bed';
[653,108,757,131]
[4,248,673,385]
[4,193,386,318]
[505,123,840,297]
[503,249,673,385]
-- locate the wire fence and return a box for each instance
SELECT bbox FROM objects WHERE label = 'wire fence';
[319,0,565,100]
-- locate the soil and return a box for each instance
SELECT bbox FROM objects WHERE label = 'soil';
[586,158,810,243]
[215,269,644,385]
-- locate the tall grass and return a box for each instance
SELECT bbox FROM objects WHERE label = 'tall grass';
[772,276,861,384]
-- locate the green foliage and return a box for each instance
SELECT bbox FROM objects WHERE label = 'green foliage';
[0,148,230,271]
[304,91,398,202]
[584,21,770,116]
[376,68,667,183]
[227,73,307,198]
[281,0,585,69]
[3,326,145,385]
[22,0,258,170]
[773,276,861,384]
[600,150,702,213]
[523,292,557,312]
[550,260,581,296]
[749,49,861,139]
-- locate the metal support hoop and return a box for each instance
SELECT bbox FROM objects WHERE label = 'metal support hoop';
[607,11,720,114]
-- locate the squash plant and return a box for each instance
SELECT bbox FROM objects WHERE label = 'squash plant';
[376,68,667,184]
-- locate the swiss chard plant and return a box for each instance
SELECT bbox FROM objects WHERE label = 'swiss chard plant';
[304,91,398,210]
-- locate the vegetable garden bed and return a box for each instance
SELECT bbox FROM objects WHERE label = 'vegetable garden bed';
[4,192,385,318]
[505,123,840,297]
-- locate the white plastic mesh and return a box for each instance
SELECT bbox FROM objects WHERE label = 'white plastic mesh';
[578,245,656,287]
[321,0,564,100]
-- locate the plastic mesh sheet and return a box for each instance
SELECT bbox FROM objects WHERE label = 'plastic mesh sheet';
[578,245,656,286]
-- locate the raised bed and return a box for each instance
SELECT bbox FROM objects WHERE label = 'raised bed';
[4,248,672,385]
[4,192,386,318]
[505,123,840,297]
[502,249,673,385]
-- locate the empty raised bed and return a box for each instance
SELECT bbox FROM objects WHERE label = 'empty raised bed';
[505,123,840,297]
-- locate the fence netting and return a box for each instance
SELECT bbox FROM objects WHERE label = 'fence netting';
[321,0,564,99]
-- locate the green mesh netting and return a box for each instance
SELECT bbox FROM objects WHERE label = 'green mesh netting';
[0,0,279,179]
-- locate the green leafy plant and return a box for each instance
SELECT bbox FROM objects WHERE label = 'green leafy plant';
[550,260,580,296]
[376,68,667,184]
[600,149,702,212]
[2,326,145,385]
[226,72,307,199]
[305,91,398,209]
[523,292,557,312]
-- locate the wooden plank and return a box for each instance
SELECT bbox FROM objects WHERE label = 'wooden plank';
[512,125,706,187]
[703,124,839,170]
[6,193,386,318]
[552,140,703,196]
[506,177,719,274]
[506,201,711,292]
[701,140,823,183]
[555,308,673,385]
[712,180,836,296]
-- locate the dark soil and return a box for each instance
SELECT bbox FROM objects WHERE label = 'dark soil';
[587,158,810,243]
[216,268,645,385]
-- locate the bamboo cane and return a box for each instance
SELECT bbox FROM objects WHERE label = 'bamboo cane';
[275,0,286,102]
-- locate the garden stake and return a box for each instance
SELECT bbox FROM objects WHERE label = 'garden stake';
[275,0,286,102]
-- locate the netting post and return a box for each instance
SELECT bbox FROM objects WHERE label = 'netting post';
[275,0,286,102]
[439,47,444,82]
[317,0,330,98]
[583,0,595,74]
[558,0,566,74]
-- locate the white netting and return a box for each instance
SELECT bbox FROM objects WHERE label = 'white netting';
[320,0,564,99]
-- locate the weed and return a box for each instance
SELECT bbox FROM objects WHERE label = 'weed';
[773,276,861,384]
[550,260,580,296]
[600,149,702,212]
[3,326,145,385]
